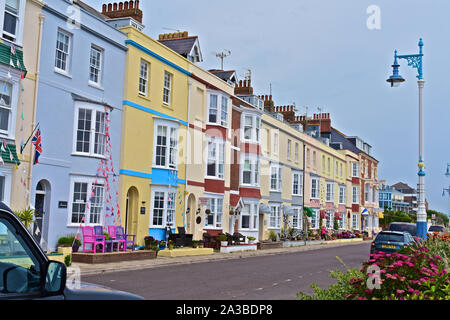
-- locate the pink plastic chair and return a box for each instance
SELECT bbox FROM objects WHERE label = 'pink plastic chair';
[82,226,105,253]
[108,226,125,251]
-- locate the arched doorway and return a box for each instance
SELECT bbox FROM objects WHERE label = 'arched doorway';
[34,180,51,249]
[186,194,196,235]
[125,187,139,236]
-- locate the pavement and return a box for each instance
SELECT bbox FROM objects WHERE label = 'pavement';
[74,239,370,276]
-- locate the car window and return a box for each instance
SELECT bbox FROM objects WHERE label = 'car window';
[428,226,443,232]
[0,218,41,295]
[389,224,417,236]
[375,233,404,242]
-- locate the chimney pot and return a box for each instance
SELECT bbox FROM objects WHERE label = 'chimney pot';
[113,3,118,11]
[119,2,123,10]
[130,1,134,9]
[108,3,112,11]
[269,95,272,101]
[136,0,139,9]
[124,1,129,10]
[102,4,106,12]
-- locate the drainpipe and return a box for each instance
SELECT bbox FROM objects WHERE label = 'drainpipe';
[26,12,45,204]
[184,79,192,231]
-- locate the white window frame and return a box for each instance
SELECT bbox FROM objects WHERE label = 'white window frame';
[352,186,359,204]
[89,45,103,87]
[310,177,319,199]
[0,167,12,206]
[207,90,230,128]
[54,28,72,76]
[139,60,149,96]
[352,213,359,229]
[269,204,281,229]
[203,195,223,229]
[0,79,18,138]
[239,202,259,231]
[150,186,177,229]
[292,206,302,229]
[72,102,108,158]
[326,182,334,202]
[163,71,172,105]
[292,171,303,196]
[205,137,225,180]
[0,0,25,45]
[339,186,346,204]
[240,153,260,187]
[310,209,319,229]
[153,119,179,170]
[270,163,282,192]
[273,132,279,155]
[241,113,261,144]
[352,162,359,178]
[67,176,105,227]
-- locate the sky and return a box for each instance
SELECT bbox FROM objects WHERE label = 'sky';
[86,0,450,213]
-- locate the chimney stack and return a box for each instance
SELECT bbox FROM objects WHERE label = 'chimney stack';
[102,1,143,23]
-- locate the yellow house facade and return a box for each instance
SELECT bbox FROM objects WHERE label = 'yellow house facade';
[118,25,190,244]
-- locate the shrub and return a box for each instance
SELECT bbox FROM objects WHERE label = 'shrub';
[297,257,365,300]
[13,207,35,229]
[217,235,227,242]
[64,254,72,267]
[346,249,449,300]
[269,230,277,241]
[57,235,81,247]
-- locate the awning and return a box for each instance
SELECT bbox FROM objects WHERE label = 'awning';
[361,207,369,216]
[378,212,384,219]
[282,205,295,216]
[0,43,27,74]
[259,203,271,214]
[1,143,21,165]
[304,206,315,218]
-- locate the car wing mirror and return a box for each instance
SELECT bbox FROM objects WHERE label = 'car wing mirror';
[44,261,67,296]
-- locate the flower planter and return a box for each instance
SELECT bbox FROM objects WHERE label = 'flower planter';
[220,241,228,246]
[159,245,166,250]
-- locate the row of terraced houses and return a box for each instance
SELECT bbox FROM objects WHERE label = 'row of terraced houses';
[0,0,381,250]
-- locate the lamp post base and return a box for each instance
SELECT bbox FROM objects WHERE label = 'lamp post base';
[416,221,428,239]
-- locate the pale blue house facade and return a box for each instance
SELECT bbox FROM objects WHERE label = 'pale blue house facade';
[30,0,127,250]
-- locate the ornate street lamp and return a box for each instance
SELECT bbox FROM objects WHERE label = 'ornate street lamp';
[386,38,427,239]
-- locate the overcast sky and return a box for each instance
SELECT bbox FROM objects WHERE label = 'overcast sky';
[86,0,450,214]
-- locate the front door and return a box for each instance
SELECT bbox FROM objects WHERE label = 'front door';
[33,192,45,244]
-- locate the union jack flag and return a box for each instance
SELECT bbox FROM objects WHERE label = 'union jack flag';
[31,128,42,165]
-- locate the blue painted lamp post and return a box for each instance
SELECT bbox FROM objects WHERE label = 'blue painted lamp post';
[387,38,427,239]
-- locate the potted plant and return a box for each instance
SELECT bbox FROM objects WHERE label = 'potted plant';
[168,240,174,250]
[57,235,81,253]
[197,240,204,248]
[159,241,166,250]
[269,230,277,242]
[192,240,198,248]
[248,236,256,244]
[217,234,228,246]
[13,207,35,232]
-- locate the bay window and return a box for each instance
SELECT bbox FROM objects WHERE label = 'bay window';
[292,207,302,229]
[241,154,260,186]
[310,209,319,229]
[240,203,258,230]
[208,91,229,127]
[150,188,177,228]
[204,197,223,229]
[242,113,261,143]
[0,82,12,133]
[269,205,281,229]
[206,137,225,179]
[153,120,178,170]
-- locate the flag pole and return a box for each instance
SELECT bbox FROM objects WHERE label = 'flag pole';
[20,122,40,154]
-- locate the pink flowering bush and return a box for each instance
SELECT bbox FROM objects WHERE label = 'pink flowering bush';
[346,248,450,300]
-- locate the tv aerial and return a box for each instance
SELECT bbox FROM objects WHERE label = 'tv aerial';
[213,49,231,70]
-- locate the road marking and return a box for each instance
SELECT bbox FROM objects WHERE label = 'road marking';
[285,279,292,282]
[256,288,263,291]
[272,283,278,286]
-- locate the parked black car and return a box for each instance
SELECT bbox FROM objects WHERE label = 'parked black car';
[388,222,417,237]
[370,230,415,254]
[0,202,143,300]
[428,225,444,234]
